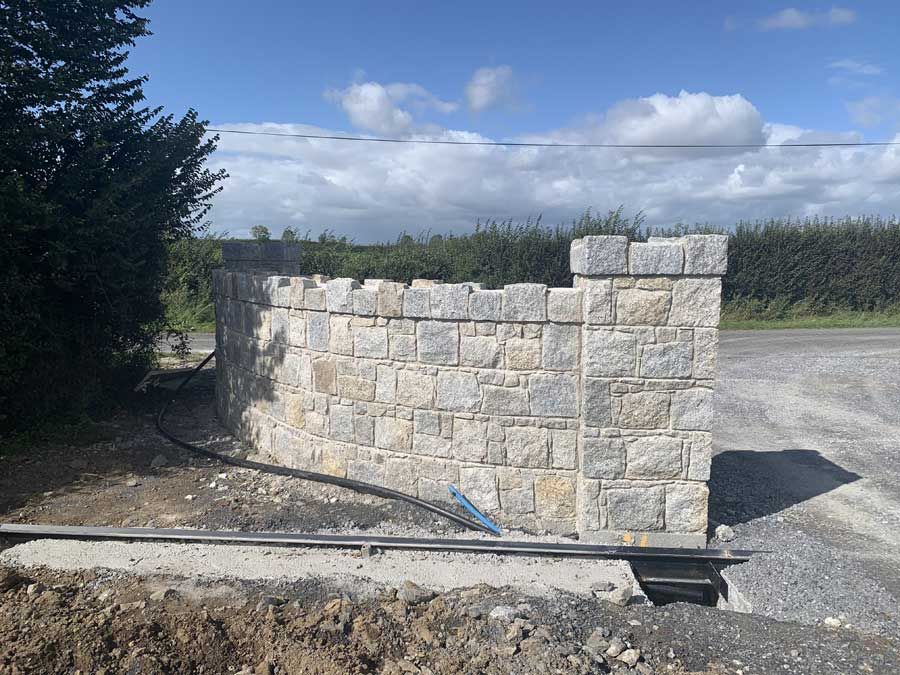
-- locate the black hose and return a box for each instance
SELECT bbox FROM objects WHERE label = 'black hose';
[155,350,495,535]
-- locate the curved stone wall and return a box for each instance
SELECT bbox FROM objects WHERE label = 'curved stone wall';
[213,235,727,547]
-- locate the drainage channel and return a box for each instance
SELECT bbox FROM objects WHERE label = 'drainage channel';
[0,523,755,607]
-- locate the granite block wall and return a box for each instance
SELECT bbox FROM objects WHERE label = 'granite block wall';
[213,234,727,547]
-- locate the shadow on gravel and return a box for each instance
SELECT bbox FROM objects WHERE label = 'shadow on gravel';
[708,448,861,527]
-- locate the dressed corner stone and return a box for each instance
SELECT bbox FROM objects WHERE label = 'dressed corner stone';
[624,436,682,479]
[570,236,628,275]
[668,278,722,327]
[501,284,547,322]
[682,234,728,275]
[628,241,684,275]
[670,388,714,431]
[325,278,360,314]
[615,288,671,325]
[606,485,666,531]
[665,482,709,532]
[639,341,693,378]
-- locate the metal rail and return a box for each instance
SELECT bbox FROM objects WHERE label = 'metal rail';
[0,523,755,564]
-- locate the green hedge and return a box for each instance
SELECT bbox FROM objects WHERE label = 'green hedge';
[164,212,900,327]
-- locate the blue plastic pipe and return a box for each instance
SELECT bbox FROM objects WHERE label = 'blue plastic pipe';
[448,485,502,536]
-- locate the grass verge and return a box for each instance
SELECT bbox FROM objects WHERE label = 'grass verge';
[720,310,900,330]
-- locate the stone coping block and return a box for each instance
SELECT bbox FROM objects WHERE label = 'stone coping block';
[213,233,726,547]
[572,235,727,276]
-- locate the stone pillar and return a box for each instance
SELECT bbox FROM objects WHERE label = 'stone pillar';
[572,235,727,548]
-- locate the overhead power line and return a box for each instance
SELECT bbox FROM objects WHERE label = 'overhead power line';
[207,127,900,149]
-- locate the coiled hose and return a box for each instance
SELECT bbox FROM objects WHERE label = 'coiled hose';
[155,351,495,535]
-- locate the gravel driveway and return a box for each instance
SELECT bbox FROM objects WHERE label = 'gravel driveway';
[713,328,900,636]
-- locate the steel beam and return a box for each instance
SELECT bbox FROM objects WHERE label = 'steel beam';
[0,523,755,564]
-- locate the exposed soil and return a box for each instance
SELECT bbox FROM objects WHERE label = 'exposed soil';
[0,368,460,540]
[2,363,900,673]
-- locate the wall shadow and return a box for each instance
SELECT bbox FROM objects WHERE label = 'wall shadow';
[708,448,861,527]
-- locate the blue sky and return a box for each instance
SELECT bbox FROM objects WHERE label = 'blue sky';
[127,2,900,239]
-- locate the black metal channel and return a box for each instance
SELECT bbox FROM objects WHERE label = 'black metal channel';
[0,523,753,562]
[1,523,755,606]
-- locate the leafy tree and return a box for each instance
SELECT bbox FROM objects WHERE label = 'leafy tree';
[281,227,297,242]
[250,224,271,241]
[0,0,226,433]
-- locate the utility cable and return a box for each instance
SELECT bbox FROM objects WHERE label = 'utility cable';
[155,351,496,535]
[206,127,900,149]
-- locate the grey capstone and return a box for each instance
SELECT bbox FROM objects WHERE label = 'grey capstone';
[430,284,471,320]
[682,234,728,275]
[628,242,684,275]
[325,278,360,314]
[546,288,582,323]
[570,236,628,275]
[501,284,547,322]
[403,287,431,318]
[469,290,502,321]
[352,288,377,316]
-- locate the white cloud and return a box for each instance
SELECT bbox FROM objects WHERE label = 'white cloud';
[758,7,857,30]
[846,96,900,127]
[324,81,457,135]
[465,65,517,112]
[828,59,883,76]
[206,91,900,241]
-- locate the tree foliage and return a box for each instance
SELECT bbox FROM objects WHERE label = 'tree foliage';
[281,227,297,242]
[0,0,226,432]
[251,225,271,241]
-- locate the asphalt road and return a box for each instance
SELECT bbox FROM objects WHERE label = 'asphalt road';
[714,328,900,634]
